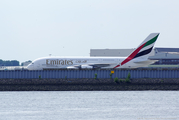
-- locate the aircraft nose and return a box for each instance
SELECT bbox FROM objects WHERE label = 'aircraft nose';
[27,64,34,70]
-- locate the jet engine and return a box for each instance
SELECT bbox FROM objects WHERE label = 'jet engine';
[81,65,93,69]
[67,66,79,69]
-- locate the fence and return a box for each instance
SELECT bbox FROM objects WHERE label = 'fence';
[0,69,179,79]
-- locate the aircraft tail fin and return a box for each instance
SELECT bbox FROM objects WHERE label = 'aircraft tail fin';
[132,33,159,58]
[114,33,159,68]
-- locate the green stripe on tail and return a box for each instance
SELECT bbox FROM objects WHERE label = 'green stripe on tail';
[143,34,159,48]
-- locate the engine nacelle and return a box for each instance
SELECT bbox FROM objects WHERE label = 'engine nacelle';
[67,66,79,69]
[81,65,93,69]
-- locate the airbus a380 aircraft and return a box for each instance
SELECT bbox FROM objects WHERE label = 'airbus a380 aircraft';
[27,33,159,70]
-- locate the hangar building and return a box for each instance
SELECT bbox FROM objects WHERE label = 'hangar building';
[90,48,179,65]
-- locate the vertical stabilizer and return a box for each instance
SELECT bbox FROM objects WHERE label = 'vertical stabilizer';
[114,33,159,68]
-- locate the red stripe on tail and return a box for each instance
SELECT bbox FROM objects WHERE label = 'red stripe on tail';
[113,42,146,68]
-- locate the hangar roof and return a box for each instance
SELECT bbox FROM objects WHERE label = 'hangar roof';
[155,47,179,53]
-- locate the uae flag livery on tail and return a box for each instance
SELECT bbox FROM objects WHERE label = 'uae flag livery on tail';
[114,33,159,68]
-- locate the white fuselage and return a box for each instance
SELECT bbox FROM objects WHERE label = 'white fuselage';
[26,33,159,70]
[27,56,156,70]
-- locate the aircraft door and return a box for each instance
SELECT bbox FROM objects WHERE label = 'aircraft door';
[37,64,41,69]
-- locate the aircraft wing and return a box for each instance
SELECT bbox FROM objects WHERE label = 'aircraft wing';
[81,63,113,68]
[88,63,112,68]
[67,63,113,69]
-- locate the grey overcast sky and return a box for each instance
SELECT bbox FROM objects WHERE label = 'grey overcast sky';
[0,0,179,63]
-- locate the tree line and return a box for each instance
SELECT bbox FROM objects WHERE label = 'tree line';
[0,59,20,66]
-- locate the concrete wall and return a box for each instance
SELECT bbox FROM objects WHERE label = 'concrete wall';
[0,69,179,79]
